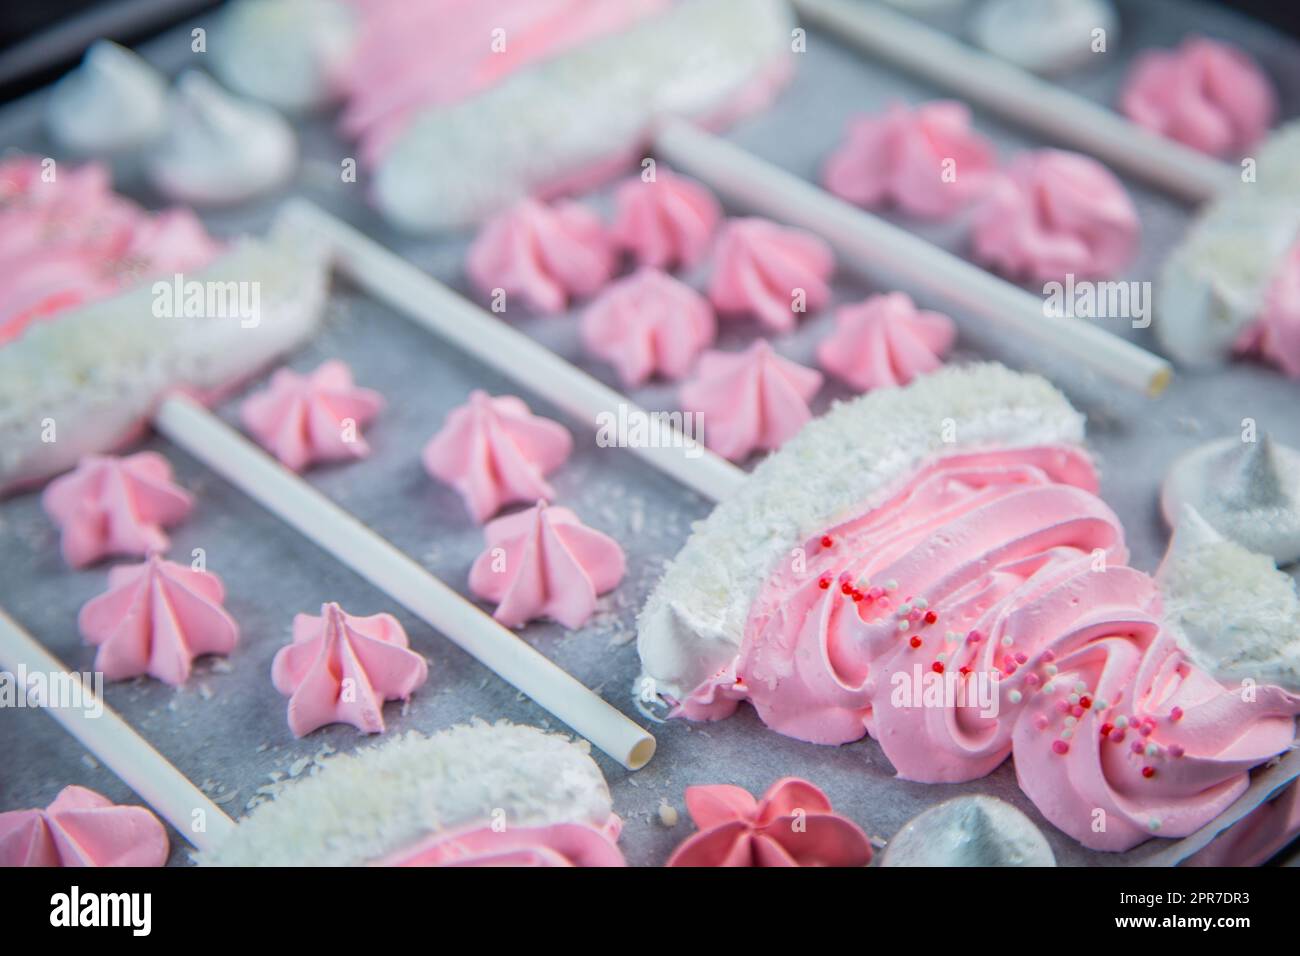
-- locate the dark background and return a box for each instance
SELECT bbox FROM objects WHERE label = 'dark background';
[0,0,1298,104]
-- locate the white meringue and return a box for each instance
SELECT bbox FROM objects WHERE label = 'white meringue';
[1157,505,1300,693]
[1161,435,1300,565]
[880,796,1056,866]
[1156,199,1299,368]
[45,40,166,155]
[212,0,357,113]
[146,71,297,205]
[969,0,1116,75]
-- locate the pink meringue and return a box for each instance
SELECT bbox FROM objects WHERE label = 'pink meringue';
[667,778,872,867]
[708,217,835,332]
[78,555,240,685]
[42,452,193,569]
[581,268,716,386]
[1120,37,1276,158]
[972,150,1139,282]
[679,340,823,461]
[0,156,220,345]
[240,360,385,472]
[272,602,428,737]
[466,199,614,314]
[823,100,996,219]
[1236,238,1300,378]
[817,292,956,391]
[468,501,625,629]
[610,168,721,269]
[423,391,572,524]
[380,820,626,867]
[0,785,167,867]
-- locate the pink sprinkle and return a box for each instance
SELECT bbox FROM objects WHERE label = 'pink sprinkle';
[1170,706,1184,722]
[1034,714,1049,731]
[1015,652,1028,664]
[1056,701,1071,714]
[1139,723,1153,737]
[1169,744,1185,758]
[966,630,984,644]
[1026,673,1041,687]
[1041,650,1055,663]
[1131,740,1144,754]
[1051,740,1069,755]
[1071,705,1084,718]
[1110,729,1126,743]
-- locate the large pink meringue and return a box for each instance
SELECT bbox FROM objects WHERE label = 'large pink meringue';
[581,268,716,386]
[971,150,1139,282]
[1236,238,1300,378]
[78,555,240,686]
[240,360,385,472]
[423,391,572,524]
[1120,37,1276,157]
[708,218,835,333]
[817,292,956,391]
[0,786,167,867]
[679,340,823,462]
[342,0,670,165]
[468,501,625,629]
[0,156,220,345]
[822,101,996,219]
[42,452,194,569]
[272,602,428,737]
[466,198,614,314]
[610,168,721,270]
[678,446,1300,852]
[667,778,872,867]
[380,820,626,867]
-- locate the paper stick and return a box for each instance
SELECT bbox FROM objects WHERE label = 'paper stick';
[792,0,1233,203]
[280,199,747,504]
[655,119,1172,397]
[0,606,236,851]
[154,395,656,771]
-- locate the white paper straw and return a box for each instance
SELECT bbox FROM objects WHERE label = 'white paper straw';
[153,395,656,771]
[280,199,746,504]
[0,606,236,851]
[654,119,1173,397]
[793,0,1234,203]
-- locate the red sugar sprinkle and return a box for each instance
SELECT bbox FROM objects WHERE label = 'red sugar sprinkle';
[820,535,834,549]
[959,665,972,676]
[851,589,864,602]
[909,636,922,649]
[931,661,944,674]
[818,577,831,590]
[1142,766,1156,779]
[1051,740,1069,755]
[924,610,937,624]
[1099,723,1114,737]
[841,582,853,595]
[1079,696,1092,709]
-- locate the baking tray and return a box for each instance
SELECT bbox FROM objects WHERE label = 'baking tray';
[2,0,1299,866]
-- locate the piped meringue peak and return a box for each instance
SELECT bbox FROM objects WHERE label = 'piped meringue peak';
[466,199,614,314]
[469,501,626,630]
[972,149,1140,282]
[146,70,297,205]
[78,555,240,686]
[581,268,716,387]
[0,786,168,867]
[667,777,873,867]
[610,168,721,270]
[241,360,385,472]
[42,452,193,569]
[272,602,429,737]
[708,217,835,332]
[817,292,956,392]
[424,391,572,524]
[1120,36,1276,158]
[880,796,1055,867]
[45,40,166,155]
[679,340,823,462]
[823,101,996,219]
[1161,435,1300,565]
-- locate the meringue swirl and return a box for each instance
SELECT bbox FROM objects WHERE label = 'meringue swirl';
[677,446,1300,851]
